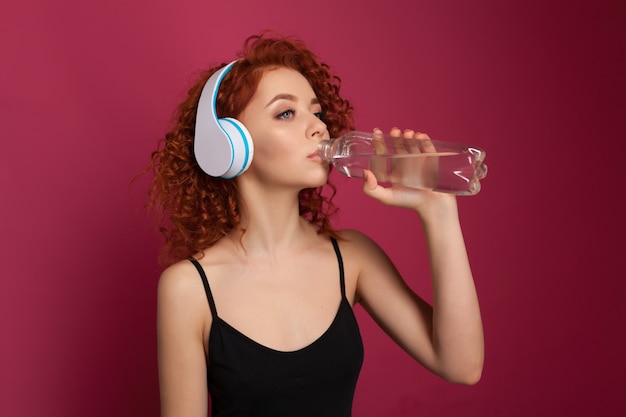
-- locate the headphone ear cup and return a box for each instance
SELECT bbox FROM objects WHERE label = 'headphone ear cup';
[194,60,254,178]
[217,117,254,178]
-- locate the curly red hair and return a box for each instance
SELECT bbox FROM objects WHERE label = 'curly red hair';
[148,33,354,265]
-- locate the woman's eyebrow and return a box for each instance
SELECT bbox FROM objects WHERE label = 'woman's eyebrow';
[265,94,297,108]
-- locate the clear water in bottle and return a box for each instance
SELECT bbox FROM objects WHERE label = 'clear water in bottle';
[319,131,488,196]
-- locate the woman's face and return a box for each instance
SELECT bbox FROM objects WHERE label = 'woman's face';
[237,67,330,189]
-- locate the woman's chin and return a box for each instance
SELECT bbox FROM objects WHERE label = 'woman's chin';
[303,172,330,189]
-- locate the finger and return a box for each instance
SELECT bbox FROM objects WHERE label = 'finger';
[362,170,394,205]
[415,132,436,153]
[362,169,379,192]
[370,129,388,180]
[389,127,406,154]
[372,128,388,155]
[404,129,422,154]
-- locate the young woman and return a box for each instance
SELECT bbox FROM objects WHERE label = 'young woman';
[149,33,484,417]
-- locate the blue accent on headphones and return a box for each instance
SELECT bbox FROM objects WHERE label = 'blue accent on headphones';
[194,60,254,178]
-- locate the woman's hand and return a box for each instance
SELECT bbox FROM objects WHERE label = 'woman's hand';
[362,127,456,215]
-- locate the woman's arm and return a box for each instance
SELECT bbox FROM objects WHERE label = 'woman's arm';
[157,262,211,416]
[353,129,484,384]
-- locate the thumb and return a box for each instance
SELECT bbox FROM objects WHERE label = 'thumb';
[362,169,391,204]
[362,169,403,207]
[362,169,379,193]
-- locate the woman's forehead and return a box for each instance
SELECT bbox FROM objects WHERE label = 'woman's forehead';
[254,67,316,103]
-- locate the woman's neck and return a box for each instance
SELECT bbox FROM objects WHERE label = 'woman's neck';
[233,188,316,257]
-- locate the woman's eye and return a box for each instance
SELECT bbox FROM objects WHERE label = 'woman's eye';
[276,110,294,120]
[314,112,324,120]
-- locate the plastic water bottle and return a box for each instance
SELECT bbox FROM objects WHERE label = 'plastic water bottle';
[317,131,488,196]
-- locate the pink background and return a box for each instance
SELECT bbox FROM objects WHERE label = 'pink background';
[2,0,625,416]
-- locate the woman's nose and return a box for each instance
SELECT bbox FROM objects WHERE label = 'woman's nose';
[307,113,328,139]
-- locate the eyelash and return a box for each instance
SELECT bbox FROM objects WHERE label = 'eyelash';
[275,109,325,121]
[276,109,295,120]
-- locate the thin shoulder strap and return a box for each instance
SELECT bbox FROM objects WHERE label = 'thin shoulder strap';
[188,258,218,318]
[330,238,347,299]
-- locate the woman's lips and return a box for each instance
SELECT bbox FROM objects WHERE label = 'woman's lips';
[307,149,323,162]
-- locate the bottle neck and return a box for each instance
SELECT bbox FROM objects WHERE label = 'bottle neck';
[316,139,334,161]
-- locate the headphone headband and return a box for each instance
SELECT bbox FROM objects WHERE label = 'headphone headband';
[194,60,254,178]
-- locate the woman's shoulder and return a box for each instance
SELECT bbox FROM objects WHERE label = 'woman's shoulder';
[157,256,215,335]
[160,257,198,283]
[157,257,209,305]
[159,241,228,284]
[336,228,381,250]
[334,229,389,262]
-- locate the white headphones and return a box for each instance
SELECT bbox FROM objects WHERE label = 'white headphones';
[194,60,254,178]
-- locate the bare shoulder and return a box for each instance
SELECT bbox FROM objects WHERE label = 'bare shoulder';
[335,229,390,262]
[158,259,203,300]
[157,258,210,324]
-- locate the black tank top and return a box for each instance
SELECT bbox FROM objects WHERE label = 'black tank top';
[189,238,363,417]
